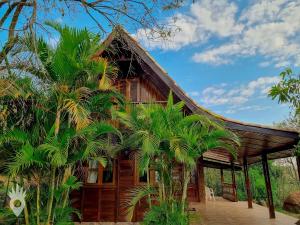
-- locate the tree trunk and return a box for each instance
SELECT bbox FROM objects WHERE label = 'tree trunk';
[24,201,29,225]
[181,166,190,214]
[146,168,152,209]
[62,166,72,208]
[36,180,40,225]
[2,176,10,207]
[46,167,56,225]
[54,109,61,136]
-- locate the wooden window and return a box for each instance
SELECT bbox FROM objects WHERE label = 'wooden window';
[86,160,99,184]
[85,160,115,185]
[99,161,115,185]
[154,171,160,183]
[139,171,148,183]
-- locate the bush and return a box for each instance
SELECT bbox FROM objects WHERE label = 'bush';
[142,202,189,225]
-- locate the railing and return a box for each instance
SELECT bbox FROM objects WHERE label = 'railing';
[222,182,237,202]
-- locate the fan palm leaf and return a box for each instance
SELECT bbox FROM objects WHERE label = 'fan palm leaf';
[8,142,45,176]
[123,186,157,221]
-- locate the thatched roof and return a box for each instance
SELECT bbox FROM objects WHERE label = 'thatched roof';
[98,26,299,167]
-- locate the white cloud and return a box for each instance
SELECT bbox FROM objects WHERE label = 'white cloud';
[225,105,271,114]
[136,0,300,67]
[199,76,280,107]
[48,36,59,48]
[259,61,271,67]
[135,0,242,50]
[192,0,300,66]
[135,14,207,51]
[190,0,243,37]
[188,91,201,97]
[55,17,63,24]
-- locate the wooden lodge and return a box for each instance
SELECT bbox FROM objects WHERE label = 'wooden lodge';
[71,27,300,222]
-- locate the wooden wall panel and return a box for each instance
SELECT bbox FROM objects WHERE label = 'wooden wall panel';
[114,77,165,103]
[74,75,202,222]
[81,187,101,221]
[118,158,135,222]
[100,187,116,221]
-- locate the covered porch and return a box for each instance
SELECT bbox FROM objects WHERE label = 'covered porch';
[198,118,300,220]
[190,198,298,225]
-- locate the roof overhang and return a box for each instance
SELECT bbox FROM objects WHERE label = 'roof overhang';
[98,26,300,168]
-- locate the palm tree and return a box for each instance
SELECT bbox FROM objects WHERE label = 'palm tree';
[0,120,122,224]
[0,22,123,224]
[170,114,239,212]
[119,92,240,220]
[13,22,120,224]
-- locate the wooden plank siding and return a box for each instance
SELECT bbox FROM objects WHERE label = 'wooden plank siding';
[72,77,202,222]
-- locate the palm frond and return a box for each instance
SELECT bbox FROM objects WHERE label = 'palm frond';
[0,129,28,145]
[8,142,45,176]
[38,142,67,167]
[0,79,24,98]
[123,186,157,221]
[63,98,91,130]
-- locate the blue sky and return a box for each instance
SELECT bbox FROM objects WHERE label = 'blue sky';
[1,0,299,125]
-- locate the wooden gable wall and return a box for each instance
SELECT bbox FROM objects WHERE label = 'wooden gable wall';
[71,38,201,223]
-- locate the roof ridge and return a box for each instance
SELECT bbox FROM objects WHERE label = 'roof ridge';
[99,27,300,135]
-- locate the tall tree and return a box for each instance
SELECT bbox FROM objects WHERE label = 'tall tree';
[0,23,123,224]
[0,0,186,65]
[269,68,300,155]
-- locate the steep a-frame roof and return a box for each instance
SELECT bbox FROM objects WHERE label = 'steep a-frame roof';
[98,26,299,167]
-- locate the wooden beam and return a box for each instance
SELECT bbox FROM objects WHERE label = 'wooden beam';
[262,153,275,219]
[225,121,299,139]
[247,142,297,158]
[243,158,253,208]
[115,158,119,222]
[297,156,300,181]
[231,161,238,202]
[197,156,206,203]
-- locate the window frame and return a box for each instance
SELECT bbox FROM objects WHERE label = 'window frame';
[99,159,116,186]
[85,159,116,186]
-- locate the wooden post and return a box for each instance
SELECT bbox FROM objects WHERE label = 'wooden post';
[231,161,238,202]
[197,156,206,203]
[297,156,300,181]
[220,168,224,196]
[115,158,119,222]
[243,157,253,208]
[262,153,275,219]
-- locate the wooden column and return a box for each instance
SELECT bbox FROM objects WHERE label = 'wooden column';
[115,158,119,222]
[220,168,224,196]
[297,156,300,181]
[231,161,238,202]
[197,156,206,203]
[262,153,275,219]
[243,158,253,208]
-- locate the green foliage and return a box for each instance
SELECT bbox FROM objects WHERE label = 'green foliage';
[207,160,300,210]
[142,202,189,225]
[269,68,300,114]
[0,207,17,225]
[0,22,122,225]
[119,92,240,221]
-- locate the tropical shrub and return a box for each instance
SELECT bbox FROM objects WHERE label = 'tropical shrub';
[0,22,123,225]
[118,92,240,223]
[142,202,188,225]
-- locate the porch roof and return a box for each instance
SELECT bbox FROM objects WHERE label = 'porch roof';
[99,26,300,167]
